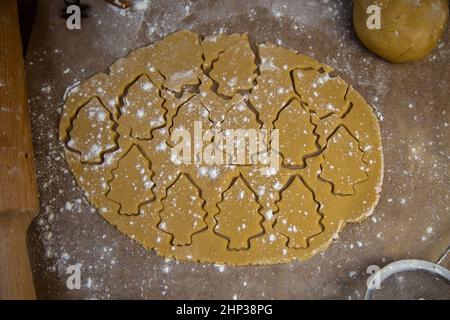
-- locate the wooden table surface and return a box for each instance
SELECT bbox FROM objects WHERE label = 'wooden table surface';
[24,0,449,299]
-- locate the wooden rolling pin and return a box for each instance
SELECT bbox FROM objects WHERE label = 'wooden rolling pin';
[0,0,39,299]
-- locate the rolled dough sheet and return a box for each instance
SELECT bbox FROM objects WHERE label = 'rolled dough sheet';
[59,30,383,265]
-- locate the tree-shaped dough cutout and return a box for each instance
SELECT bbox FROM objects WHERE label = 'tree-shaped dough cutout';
[209,39,257,97]
[274,98,319,166]
[215,175,264,250]
[158,173,207,245]
[320,126,368,195]
[217,100,265,164]
[119,75,165,140]
[293,69,349,118]
[169,97,213,162]
[107,145,155,215]
[67,97,118,163]
[274,176,323,249]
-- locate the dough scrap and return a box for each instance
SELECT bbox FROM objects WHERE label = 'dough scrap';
[60,30,383,265]
[353,0,449,63]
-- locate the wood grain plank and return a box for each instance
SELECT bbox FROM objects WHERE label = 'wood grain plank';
[0,0,39,300]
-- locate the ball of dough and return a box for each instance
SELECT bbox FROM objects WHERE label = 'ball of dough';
[353,0,449,63]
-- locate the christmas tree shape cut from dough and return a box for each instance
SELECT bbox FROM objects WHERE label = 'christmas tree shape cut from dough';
[168,97,214,163]
[158,173,207,246]
[119,75,165,140]
[274,98,319,166]
[215,175,264,250]
[320,126,368,195]
[209,39,257,97]
[274,176,323,249]
[107,144,155,215]
[293,69,349,119]
[150,30,203,92]
[67,97,118,163]
[217,100,264,164]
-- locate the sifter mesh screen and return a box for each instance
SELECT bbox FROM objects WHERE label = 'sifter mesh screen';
[370,269,450,300]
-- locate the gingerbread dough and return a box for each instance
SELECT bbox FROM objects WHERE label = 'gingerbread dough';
[353,0,449,63]
[59,30,383,265]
